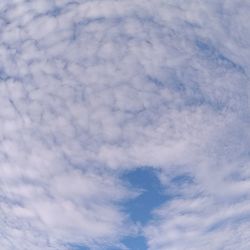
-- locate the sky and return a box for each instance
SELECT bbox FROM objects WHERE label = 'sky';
[1,0,250,249]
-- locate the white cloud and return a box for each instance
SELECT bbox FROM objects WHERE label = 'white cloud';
[0,0,250,249]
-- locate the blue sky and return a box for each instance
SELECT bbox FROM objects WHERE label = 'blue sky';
[123,168,167,224]
[1,0,250,250]
[122,168,167,249]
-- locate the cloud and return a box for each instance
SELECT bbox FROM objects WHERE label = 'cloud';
[0,0,250,249]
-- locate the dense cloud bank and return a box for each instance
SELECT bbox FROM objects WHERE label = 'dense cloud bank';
[1,0,250,249]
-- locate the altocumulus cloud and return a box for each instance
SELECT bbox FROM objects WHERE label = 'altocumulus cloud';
[1,0,250,249]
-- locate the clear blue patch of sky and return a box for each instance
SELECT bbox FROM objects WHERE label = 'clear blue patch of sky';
[121,167,170,250]
[121,168,196,250]
[122,235,148,250]
[122,167,168,225]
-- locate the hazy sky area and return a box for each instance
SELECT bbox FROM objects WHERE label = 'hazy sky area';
[1,0,250,249]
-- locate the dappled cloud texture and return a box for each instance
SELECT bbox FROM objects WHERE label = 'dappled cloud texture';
[0,0,250,250]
